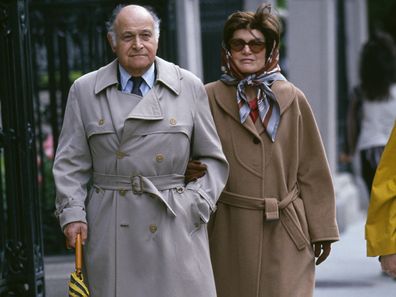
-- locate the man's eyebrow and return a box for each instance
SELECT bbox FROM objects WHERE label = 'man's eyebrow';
[121,29,153,34]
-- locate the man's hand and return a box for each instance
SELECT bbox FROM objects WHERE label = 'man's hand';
[64,222,88,249]
[380,254,396,277]
[313,241,332,265]
[185,160,207,183]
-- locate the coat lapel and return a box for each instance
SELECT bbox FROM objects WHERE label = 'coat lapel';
[212,82,260,137]
[125,88,164,120]
[126,57,181,121]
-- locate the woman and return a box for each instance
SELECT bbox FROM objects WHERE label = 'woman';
[346,31,396,196]
[366,122,396,278]
[205,4,339,297]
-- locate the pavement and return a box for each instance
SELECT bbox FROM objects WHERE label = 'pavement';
[315,211,396,297]
[44,255,73,296]
[44,211,395,297]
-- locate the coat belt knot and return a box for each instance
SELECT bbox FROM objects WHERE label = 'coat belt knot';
[219,186,308,250]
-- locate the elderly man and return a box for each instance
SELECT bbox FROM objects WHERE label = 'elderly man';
[53,4,228,297]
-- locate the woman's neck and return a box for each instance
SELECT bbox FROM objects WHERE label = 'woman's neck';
[245,86,258,101]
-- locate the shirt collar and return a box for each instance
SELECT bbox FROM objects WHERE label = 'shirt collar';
[119,63,156,91]
[94,58,181,95]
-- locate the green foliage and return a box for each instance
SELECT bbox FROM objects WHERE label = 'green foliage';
[40,156,71,255]
[37,70,83,89]
[277,0,287,9]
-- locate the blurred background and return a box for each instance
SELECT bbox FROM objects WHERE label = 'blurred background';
[1,0,396,296]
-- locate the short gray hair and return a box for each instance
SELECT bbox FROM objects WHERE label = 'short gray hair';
[106,4,161,46]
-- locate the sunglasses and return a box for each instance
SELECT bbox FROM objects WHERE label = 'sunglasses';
[228,39,266,53]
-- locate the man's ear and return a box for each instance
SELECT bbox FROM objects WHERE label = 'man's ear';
[107,33,116,52]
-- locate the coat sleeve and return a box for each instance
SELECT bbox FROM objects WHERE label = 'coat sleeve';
[365,122,396,256]
[53,82,92,229]
[187,79,229,223]
[296,92,340,243]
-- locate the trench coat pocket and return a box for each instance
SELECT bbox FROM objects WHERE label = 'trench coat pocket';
[191,189,212,224]
[86,122,114,138]
[185,183,213,224]
[177,188,211,236]
[183,189,211,223]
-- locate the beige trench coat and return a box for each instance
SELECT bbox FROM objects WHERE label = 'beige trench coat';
[206,80,339,297]
[53,58,229,297]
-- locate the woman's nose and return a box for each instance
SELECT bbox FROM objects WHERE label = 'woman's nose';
[241,44,252,54]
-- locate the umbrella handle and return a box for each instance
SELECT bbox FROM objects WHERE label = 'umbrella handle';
[75,233,82,277]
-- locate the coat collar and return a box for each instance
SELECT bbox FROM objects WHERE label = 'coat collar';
[210,80,296,136]
[94,59,119,94]
[94,57,181,95]
[154,57,181,95]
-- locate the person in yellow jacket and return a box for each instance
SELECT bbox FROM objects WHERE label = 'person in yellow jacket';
[365,121,396,277]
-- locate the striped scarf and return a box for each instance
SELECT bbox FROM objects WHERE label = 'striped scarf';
[220,47,286,142]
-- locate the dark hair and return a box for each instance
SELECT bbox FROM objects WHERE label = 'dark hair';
[222,3,281,60]
[359,31,396,101]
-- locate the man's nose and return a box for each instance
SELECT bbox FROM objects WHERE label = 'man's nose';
[132,37,143,49]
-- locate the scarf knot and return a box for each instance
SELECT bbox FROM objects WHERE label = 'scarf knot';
[221,70,286,142]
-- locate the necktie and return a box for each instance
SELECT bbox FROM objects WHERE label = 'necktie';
[248,98,259,122]
[131,76,143,96]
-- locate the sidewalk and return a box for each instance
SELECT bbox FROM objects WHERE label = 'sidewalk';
[315,211,396,297]
[44,255,73,296]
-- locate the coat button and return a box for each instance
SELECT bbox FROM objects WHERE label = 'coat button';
[116,151,126,159]
[119,189,127,196]
[98,119,105,125]
[155,154,164,162]
[176,187,184,194]
[149,224,158,233]
[169,118,177,126]
[253,137,260,144]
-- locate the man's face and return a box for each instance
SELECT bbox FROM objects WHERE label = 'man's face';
[108,6,158,76]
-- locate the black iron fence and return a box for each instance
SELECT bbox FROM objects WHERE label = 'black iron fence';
[0,1,45,296]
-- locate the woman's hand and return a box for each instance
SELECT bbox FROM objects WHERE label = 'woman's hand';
[380,254,396,277]
[313,241,332,265]
[185,160,207,183]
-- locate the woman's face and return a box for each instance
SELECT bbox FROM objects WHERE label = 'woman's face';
[229,29,266,75]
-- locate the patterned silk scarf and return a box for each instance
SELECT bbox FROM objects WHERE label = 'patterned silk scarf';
[220,46,286,142]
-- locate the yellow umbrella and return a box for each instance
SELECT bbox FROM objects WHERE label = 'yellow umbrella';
[68,233,90,297]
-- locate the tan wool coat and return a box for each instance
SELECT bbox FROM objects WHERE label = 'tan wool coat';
[206,80,340,297]
[53,58,229,297]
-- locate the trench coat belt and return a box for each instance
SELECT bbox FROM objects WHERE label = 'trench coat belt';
[92,172,185,217]
[219,186,308,250]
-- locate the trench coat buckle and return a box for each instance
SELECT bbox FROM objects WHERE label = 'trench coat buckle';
[131,175,144,194]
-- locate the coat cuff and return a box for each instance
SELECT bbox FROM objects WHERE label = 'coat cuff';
[58,207,87,230]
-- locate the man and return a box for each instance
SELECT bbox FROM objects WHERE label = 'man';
[53,5,228,297]
[366,122,396,278]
